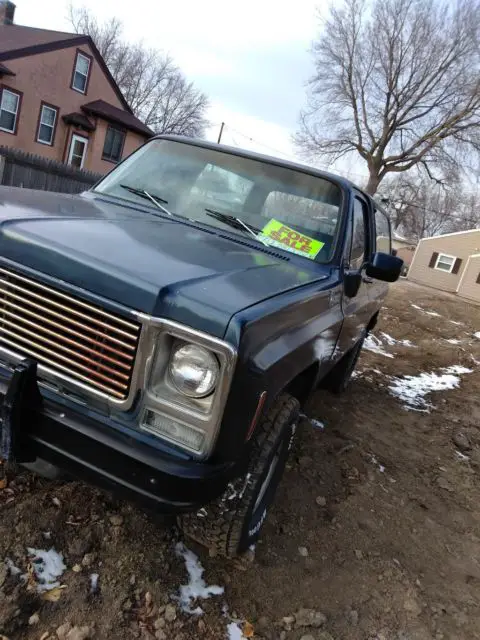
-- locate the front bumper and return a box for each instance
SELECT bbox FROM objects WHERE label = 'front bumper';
[0,360,241,513]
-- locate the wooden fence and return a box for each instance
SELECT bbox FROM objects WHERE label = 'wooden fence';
[0,146,102,194]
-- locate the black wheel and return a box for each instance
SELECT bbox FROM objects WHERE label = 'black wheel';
[327,333,365,394]
[178,393,300,557]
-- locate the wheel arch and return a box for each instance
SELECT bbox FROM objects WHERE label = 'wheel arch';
[283,362,319,407]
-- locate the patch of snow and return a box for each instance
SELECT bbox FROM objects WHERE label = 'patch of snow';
[174,542,224,615]
[310,418,325,430]
[380,332,396,346]
[410,303,441,317]
[42,531,52,540]
[455,450,470,462]
[380,332,414,347]
[227,622,244,640]
[388,365,472,411]
[27,548,66,593]
[369,454,386,473]
[364,335,394,358]
[90,573,99,593]
[299,413,325,430]
[450,320,464,326]
[471,355,480,366]
[474,332,480,339]
[445,339,462,345]
[5,557,22,576]
[443,365,472,375]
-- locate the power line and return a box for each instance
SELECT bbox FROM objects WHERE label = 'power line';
[211,120,369,182]
[223,123,294,160]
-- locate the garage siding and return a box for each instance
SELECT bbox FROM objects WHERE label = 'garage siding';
[408,230,480,293]
[456,254,480,303]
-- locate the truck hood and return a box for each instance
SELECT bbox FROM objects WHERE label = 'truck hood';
[0,188,328,338]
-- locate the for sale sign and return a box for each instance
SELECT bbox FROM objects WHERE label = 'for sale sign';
[259,219,324,259]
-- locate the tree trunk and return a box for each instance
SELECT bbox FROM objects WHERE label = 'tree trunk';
[365,171,381,195]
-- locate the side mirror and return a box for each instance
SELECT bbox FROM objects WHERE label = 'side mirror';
[366,252,404,283]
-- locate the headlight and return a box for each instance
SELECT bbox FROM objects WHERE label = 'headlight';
[168,343,219,398]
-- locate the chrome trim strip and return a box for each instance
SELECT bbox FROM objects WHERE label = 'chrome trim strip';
[0,341,126,398]
[0,267,140,401]
[0,277,138,341]
[0,297,135,359]
[0,316,130,381]
[0,267,139,330]
[0,327,129,390]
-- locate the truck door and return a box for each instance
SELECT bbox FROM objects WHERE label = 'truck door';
[336,193,375,356]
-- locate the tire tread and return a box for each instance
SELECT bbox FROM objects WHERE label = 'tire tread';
[178,393,299,557]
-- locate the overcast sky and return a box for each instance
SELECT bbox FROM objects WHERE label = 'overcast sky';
[15,0,368,181]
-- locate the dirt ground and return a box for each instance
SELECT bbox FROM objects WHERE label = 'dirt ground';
[1,279,480,640]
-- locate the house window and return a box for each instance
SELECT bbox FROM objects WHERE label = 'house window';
[0,87,21,134]
[435,253,456,273]
[102,126,125,162]
[72,52,91,93]
[36,103,58,145]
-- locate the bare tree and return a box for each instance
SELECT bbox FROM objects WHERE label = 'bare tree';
[69,5,209,137]
[295,0,480,194]
[377,174,480,239]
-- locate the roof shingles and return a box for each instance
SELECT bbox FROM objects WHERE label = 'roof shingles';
[0,23,153,138]
[82,100,154,137]
[0,24,81,56]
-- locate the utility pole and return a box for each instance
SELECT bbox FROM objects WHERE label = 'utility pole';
[217,122,225,144]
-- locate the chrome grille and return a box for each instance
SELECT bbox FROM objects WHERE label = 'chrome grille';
[0,268,141,400]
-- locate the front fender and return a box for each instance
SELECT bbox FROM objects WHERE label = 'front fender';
[214,280,343,460]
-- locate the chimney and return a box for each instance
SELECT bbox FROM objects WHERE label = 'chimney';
[0,1,16,24]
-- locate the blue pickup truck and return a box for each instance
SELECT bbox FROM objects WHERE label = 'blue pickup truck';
[0,136,402,556]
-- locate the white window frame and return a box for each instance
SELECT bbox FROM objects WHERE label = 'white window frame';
[72,52,90,94]
[67,134,88,169]
[36,104,57,145]
[434,253,456,273]
[0,88,20,134]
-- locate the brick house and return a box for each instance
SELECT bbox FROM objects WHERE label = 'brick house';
[0,1,153,174]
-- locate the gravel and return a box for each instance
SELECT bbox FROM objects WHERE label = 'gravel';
[294,608,327,628]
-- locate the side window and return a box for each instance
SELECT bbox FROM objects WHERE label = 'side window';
[375,208,391,253]
[350,198,368,269]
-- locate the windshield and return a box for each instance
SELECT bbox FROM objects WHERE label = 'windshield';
[94,139,344,263]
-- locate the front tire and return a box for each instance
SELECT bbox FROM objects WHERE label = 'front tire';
[178,393,300,557]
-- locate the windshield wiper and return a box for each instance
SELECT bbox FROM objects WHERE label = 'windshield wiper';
[205,209,269,246]
[120,184,172,217]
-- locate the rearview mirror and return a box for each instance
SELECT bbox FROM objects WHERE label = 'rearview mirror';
[365,252,403,283]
